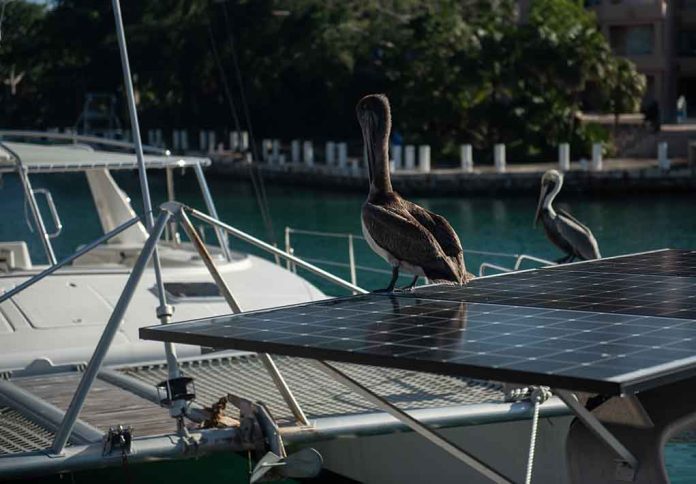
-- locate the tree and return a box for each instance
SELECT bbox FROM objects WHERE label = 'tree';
[603,57,646,130]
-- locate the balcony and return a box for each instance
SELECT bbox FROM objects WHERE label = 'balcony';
[588,0,667,22]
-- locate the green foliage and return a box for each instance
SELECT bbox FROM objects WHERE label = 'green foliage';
[0,0,644,162]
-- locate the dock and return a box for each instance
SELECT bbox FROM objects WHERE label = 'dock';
[208,156,696,196]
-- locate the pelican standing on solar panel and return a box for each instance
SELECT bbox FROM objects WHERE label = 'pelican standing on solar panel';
[357,94,469,292]
[535,169,601,263]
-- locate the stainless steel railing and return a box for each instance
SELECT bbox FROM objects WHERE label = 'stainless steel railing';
[1,202,368,454]
[284,226,557,283]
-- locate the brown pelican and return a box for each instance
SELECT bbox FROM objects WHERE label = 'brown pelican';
[357,94,469,292]
[535,169,601,263]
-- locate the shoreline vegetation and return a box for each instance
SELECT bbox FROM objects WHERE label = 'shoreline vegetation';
[1,0,644,164]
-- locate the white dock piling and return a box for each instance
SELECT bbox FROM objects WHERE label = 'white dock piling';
[272,139,281,164]
[392,144,403,170]
[326,141,336,166]
[199,130,207,152]
[207,131,216,154]
[559,143,570,171]
[338,142,348,169]
[303,141,314,166]
[460,144,473,173]
[405,145,416,170]
[180,130,188,151]
[494,144,506,173]
[261,139,272,163]
[291,140,301,163]
[591,143,603,171]
[230,131,239,151]
[418,145,431,173]
[240,131,249,151]
[658,142,670,170]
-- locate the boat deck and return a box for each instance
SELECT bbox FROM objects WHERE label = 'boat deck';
[0,353,505,456]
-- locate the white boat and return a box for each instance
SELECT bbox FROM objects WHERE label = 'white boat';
[0,133,577,483]
[0,136,325,372]
[2,5,687,482]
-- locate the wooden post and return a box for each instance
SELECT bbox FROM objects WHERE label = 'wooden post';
[418,145,431,173]
[658,142,670,170]
[230,131,239,151]
[261,139,272,163]
[460,144,473,172]
[199,130,207,152]
[558,143,570,171]
[208,130,216,154]
[240,131,249,151]
[291,140,301,163]
[405,145,416,170]
[494,144,506,173]
[338,142,348,169]
[591,143,603,171]
[326,141,335,166]
[392,144,403,171]
[272,139,281,164]
[303,141,314,166]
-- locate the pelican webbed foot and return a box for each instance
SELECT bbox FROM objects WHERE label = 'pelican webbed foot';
[396,275,419,292]
[556,254,573,264]
[372,266,399,294]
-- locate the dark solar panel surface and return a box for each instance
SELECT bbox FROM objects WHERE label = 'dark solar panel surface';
[141,249,696,395]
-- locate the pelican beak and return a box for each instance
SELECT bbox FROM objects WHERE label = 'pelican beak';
[534,183,547,228]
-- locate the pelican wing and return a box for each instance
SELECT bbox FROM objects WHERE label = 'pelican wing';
[362,203,462,282]
[404,201,463,257]
[556,208,601,259]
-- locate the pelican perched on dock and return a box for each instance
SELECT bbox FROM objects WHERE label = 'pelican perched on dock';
[357,94,469,292]
[535,169,601,263]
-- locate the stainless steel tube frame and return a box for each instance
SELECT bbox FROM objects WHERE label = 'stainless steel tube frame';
[187,208,367,295]
[193,162,232,261]
[0,141,57,265]
[50,210,171,455]
[0,216,141,304]
[177,206,309,426]
[313,360,514,484]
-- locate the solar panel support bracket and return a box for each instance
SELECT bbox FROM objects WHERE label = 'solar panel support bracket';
[313,360,514,484]
[177,205,310,427]
[554,389,639,474]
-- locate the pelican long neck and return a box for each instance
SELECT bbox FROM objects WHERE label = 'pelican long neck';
[367,139,392,193]
[367,131,392,195]
[544,179,562,217]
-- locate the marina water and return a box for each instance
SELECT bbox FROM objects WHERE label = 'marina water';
[1,171,695,481]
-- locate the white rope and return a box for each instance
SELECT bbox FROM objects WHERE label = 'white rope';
[524,386,552,484]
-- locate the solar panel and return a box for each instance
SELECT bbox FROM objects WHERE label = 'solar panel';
[140,249,696,395]
[407,267,696,319]
[554,249,696,277]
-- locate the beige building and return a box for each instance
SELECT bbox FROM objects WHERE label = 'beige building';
[520,0,696,121]
[588,0,696,121]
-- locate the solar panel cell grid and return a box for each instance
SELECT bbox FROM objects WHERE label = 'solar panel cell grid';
[140,249,696,395]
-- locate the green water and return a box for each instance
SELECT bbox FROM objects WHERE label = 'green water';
[1,171,696,481]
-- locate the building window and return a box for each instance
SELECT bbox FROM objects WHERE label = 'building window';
[609,25,654,55]
[679,30,696,56]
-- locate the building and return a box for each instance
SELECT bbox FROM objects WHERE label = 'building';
[519,1,696,121]
[587,0,678,120]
